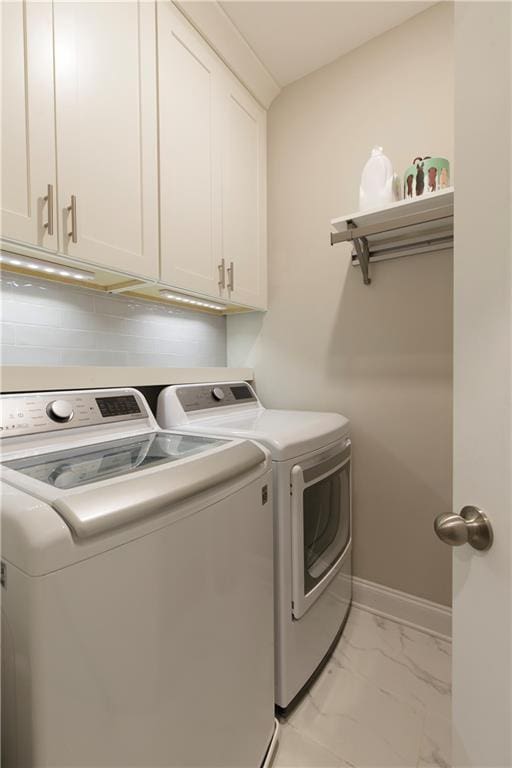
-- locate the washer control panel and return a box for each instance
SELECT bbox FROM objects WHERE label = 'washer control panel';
[47,399,74,423]
[176,383,257,413]
[0,389,147,438]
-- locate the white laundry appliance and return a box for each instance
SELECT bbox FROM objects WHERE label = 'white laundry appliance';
[157,382,352,711]
[0,387,278,768]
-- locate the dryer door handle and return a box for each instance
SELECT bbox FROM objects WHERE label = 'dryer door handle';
[299,441,351,487]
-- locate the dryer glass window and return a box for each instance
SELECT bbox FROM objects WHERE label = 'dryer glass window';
[303,460,350,594]
[4,432,225,490]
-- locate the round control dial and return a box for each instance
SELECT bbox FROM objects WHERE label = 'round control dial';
[211,387,225,402]
[47,399,74,423]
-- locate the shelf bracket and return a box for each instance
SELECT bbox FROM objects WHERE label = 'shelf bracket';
[330,191,454,286]
[349,224,371,285]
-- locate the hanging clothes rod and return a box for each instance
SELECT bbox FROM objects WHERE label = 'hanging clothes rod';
[330,189,454,285]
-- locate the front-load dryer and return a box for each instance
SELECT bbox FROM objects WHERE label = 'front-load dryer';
[157,381,352,712]
[0,387,278,767]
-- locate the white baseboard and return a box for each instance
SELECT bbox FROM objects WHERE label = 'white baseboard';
[352,576,452,641]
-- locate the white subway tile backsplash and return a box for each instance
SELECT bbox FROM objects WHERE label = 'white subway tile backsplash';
[1,344,63,365]
[1,277,94,311]
[60,308,111,332]
[1,272,227,368]
[1,324,16,345]
[16,325,101,349]
[2,301,62,326]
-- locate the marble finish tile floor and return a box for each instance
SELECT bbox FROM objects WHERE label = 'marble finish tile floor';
[273,607,451,768]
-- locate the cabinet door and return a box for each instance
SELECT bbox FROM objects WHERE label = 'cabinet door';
[157,2,222,297]
[1,1,57,250]
[221,77,267,309]
[53,1,158,278]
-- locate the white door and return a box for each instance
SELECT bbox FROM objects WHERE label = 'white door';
[448,4,512,767]
[157,2,223,298]
[220,76,267,310]
[53,1,158,278]
[1,1,57,250]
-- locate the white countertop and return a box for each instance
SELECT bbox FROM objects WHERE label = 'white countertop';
[0,367,254,393]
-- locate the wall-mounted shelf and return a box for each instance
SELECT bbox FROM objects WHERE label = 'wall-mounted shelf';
[330,187,454,285]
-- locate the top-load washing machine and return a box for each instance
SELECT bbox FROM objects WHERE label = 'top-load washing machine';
[0,387,278,767]
[157,381,352,711]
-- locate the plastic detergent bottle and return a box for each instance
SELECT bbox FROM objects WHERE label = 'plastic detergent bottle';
[359,146,396,210]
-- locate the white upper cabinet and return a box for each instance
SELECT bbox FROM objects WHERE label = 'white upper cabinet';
[1,2,58,250]
[53,1,159,278]
[157,3,267,309]
[1,2,267,309]
[220,76,267,310]
[158,2,223,297]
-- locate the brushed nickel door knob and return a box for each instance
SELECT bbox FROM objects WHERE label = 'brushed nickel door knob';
[434,506,493,551]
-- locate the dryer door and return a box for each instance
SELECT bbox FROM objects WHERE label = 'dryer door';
[291,439,351,619]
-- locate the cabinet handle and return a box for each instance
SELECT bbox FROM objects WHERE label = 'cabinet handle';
[43,184,54,236]
[67,195,78,243]
[218,258,226,289]
[227,261,234,291]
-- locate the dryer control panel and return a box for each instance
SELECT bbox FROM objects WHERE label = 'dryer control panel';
[0,389,147,438]
[176,383,257,413]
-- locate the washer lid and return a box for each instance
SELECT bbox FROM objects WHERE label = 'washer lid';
[178,409,350,461]
[3,431,225,491]
[52,439,265,539]
[2,434,267,540]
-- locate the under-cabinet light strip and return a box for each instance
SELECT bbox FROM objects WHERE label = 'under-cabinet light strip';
[0,252,96,282]
[159,290,225,312]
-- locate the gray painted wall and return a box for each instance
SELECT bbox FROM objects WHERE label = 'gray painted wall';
[228,3,454,606]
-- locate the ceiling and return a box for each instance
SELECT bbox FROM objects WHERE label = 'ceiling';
[220,1,437,86]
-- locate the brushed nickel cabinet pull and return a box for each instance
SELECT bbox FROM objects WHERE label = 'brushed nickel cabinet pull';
[218,258,226,289]
[227,261,234,291]
[43,184,54,235]
[67,195,77,243]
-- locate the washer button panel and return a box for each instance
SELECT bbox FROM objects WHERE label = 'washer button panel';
[47,400,74,423]
[0,390,147,438]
